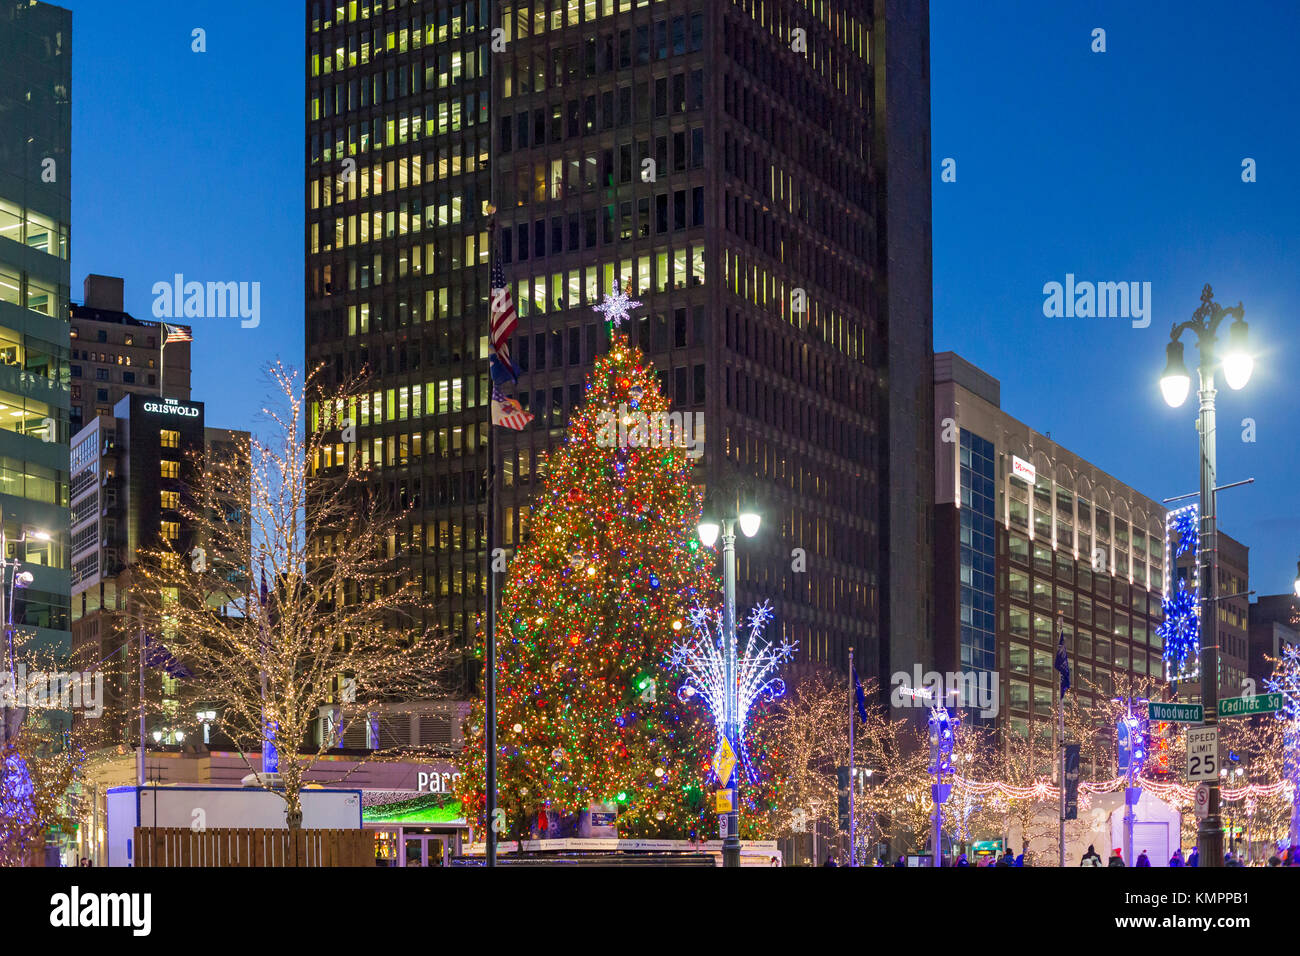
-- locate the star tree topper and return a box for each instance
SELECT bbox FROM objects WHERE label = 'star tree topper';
[593,280,643,328]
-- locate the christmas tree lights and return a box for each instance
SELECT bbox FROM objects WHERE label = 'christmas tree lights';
[459,333,779,839]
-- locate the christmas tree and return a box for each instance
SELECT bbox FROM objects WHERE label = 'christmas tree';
[459,321,722,838]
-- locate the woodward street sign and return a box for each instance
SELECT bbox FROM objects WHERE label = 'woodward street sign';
[1148,702,1203,723]
[1218,692,1282,718]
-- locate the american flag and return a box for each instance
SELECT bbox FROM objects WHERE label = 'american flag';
[489,256,518,373]
[163,323,193,344]
[491,385,533,431]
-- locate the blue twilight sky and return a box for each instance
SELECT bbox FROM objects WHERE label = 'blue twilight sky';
[67,1,1300,595]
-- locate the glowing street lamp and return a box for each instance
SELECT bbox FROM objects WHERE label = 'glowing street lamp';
[1156,284,1252,869]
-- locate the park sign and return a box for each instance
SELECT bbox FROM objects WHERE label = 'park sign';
[1218,692,1282,718]
[1148,701,1203,723]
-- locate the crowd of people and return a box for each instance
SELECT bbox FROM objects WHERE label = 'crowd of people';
[820,842,1300,866]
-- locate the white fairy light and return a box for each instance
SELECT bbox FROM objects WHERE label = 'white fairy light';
[670,600,796,781]
[592,280,643,328]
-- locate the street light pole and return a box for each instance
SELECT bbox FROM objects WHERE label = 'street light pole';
[720,516,741,869]
[1,523,47,754]
[697,498,762,869]
[1159,284,1252,869]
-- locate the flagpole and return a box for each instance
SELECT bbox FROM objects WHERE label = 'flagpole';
[848,647,856,867]
[484,0,501,870]
[137,626,146,786]
[1058,612,1066,867]
[159,330,165,397]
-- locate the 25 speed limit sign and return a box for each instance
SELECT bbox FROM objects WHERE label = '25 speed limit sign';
[1186,726,1219,782]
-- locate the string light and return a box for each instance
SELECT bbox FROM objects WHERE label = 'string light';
[457,334,778,839]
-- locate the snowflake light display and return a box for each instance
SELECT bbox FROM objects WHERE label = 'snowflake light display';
[592,280,643,328]
[1158,503,1200,682]
[1266,643,1300,784]
[670,601,796,783]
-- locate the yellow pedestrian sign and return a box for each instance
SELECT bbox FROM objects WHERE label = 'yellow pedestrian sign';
[714,789,735,812]
[712,737,737,789]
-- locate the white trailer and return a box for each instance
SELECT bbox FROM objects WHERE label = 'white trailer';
[106,785,363,867]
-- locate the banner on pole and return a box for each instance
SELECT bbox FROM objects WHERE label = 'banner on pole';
[1063,744,1081,820]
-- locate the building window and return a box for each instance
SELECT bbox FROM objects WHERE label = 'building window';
[160,460,180,479]
[160,490,180,510]
[160,429,180,449]
[160,521,180,541]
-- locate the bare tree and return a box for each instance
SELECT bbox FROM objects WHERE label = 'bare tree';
[133,363,448,828]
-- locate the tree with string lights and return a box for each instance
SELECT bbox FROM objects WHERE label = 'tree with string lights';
[458,306,771,839]
[133,363,448,830]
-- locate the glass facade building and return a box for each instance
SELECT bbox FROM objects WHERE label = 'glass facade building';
[0,1,72,657]
[958,428,995,678]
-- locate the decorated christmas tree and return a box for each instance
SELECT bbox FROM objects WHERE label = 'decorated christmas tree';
[459,305,726,838]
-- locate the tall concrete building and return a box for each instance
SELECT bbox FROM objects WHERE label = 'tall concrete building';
[934,353,1171,773]
[69,394,250,744]
[1248,593,1299,685]
[68,274,193,433]
[305,0,933,700]
[0,1,72,660]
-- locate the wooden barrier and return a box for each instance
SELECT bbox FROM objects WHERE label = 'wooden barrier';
[133,827,374,867]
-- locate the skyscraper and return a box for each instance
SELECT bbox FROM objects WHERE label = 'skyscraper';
[0,1,72,660]
[305,0,932,700]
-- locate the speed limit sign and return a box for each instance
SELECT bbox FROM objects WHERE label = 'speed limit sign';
[1186,726,1219,782]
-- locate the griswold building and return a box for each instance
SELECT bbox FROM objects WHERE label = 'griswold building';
[304,0,934,721]
[69,395,250,744]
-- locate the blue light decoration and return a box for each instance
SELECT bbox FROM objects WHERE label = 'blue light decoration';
[1157,503,1200,682]
[1117,713,1148,774]
[928,704,958,776]
[0,751,36,854]
[1266,643,1300,786]
[670,601,797,784]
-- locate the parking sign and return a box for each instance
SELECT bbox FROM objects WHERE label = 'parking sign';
[1186,726,1219,781]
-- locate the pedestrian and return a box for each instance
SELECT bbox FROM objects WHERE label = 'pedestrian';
[893,855,906,867]
[1136,850,1151,867]
[956,852,969,867]
[823,852,838,867]
[1268,855,1282,867]
[1080,844,1103,866]
[1169,848,1184,867]
[1187,846,1199,867]
[996,848,1015,867]
[1107,847,1125,867]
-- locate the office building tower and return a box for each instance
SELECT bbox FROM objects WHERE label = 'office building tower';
[0,1,73,659]
[305,0,933,699]
[68,274,193,432]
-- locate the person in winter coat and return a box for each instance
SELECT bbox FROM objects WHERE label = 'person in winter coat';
[956,853,969,866]
[1107,848,1126,867]
[1187,847,1200,867]
[1080,845,1103,866]
[1169,848,1184,867]
[823,853,838,867]
[1136,850,1151,867]
[996,849,1015,867]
